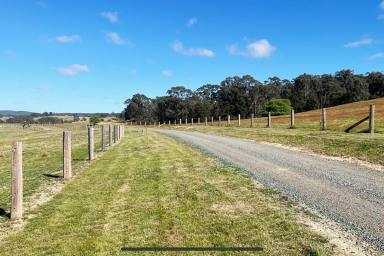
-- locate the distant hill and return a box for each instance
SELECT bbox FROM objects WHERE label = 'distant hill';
[0,110,116,117]
[0,110,36,116]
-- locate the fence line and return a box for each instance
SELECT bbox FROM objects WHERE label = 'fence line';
[6,124,125,220]
[130,105,378,133]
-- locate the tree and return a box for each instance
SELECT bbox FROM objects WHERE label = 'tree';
[262,99,292,116]
[367,72,384,98]
[167,86,193,99]
[121,70,384,121]
[89,116,101,126]
[218,75,254,117]
[195,84,220,117]
[123,94,153,121]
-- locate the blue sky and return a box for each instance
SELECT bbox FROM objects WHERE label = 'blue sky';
[1,0,384,113]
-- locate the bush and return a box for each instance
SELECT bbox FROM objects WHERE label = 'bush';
[89,116,101,126]
[6,116,36,124]
[262,99,292,116]
[37,117,64,124]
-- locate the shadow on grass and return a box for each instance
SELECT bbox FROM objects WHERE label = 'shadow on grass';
[0,208,10,219]
[43,173,62,179]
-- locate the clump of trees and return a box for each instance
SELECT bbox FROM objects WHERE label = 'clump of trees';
[37,116,64,124]
[122,70,384,122]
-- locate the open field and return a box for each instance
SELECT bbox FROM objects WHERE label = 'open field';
[213,98,384,133]
[0,128,332,255]
[159,98,384,165]
[0,124,103,223]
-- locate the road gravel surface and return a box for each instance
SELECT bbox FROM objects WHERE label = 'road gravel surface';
[156,129,384,251]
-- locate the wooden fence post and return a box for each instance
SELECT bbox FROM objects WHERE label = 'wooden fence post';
[168,120,171,125]
[179,119,182,125]
[369,104,375,134]
[290,109,295,129]
[251,113,254,128]
[198,118,200,125]
[227,115,231,126]
[219,116,221,126]
[88,127,94,160]
[205,117,208,126]
[174,120,177,125]
[191,118,194,126]
[238,114,241,127]
[11,142,23,220]
[321,108,327,130]
[268,112,272,128]
[211,116,214,126]
[101,126,106,151]
[114,125,118,142]
[63,131,72,180]
[109,124,113,146]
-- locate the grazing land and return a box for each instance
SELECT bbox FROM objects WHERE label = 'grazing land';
[0,128,331,255]
[0,124,102,223]
[161,98,384,165]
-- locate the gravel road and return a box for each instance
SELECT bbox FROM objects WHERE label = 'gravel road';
[155,129,384,251]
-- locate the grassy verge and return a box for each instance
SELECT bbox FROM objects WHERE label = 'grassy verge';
[161,125,384,165]
[0,125,102,222]
[0,129,331,255]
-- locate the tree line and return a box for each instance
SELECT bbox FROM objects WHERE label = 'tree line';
[122,70,384,122]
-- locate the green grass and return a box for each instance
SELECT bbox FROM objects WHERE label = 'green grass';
[0,124,103,222]
[0,129,331,255]
[161,124,384,165]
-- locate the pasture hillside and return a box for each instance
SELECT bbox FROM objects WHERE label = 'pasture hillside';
[161,98,384,165]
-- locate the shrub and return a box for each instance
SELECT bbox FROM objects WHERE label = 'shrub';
[262,99,292,116]
[89,116,101,126]
[37,116,64,124]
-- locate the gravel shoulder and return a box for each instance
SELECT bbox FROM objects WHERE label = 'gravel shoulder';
[155,129,384,253]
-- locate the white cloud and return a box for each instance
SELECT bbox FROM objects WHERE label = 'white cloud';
[187,17,197,28]
[380,0,384,9]
[228,39,276,59]
[162,70,173,77]
[344,38,373,48]
[57,64,89,76]
[172,41,215,57]
[369,52,384,60]
[105,32,127,45]
[101,11,118,23]
[56,35,80,43]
